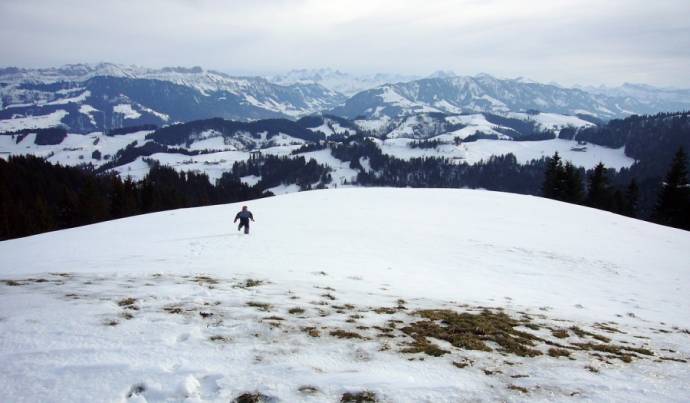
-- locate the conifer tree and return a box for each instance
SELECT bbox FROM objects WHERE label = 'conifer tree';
[542,152,563,199]
[586,162,611,209]
[562,162,584,203]
[624,178,639,217]
[655,147,690,229]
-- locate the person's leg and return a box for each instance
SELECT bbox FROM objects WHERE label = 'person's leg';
[237,222,242,231]
[244,222,250,234]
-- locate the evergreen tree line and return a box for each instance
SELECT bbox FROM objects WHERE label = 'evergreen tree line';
[0,156,269,241]
[542,148,690,230]
[230,155,332,191]
[329,137,546,193]
[325,138,689,230]
[574,112,690,179]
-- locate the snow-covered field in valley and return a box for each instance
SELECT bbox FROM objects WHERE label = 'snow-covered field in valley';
[1,188,689,402]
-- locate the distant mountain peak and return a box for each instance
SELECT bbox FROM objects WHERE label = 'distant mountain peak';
[428,70,457,79]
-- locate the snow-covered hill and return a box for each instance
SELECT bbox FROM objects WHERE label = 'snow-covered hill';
[0,112,633,185]
[1,188,689,402]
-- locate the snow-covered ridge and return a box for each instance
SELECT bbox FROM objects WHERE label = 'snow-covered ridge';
[0,63,346,127]
[1,188,689,401]
[269,68,419,96]
[331,74,690,120]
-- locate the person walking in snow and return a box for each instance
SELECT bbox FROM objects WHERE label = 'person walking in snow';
[234,205,255,234]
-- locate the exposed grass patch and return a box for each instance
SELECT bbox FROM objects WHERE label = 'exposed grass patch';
[330,330,364,339]
[400,337,449,357]
[209,335,230,343]
[585,365,600,373]
[572,341,653,362]
[340,391,377,402]
[373,307,399,314]
[594,323,625,334]
[483,369,502,375]
[233,392,272,403]
[570,326,611,343]
[118,298,139,310]
[288,307,305,315]
[551,329,569,339]
[246,301,271,312]
[452,358,473,368]
[401,309,543,357]
[301,327,320,337]
[298,385,319,394]
[2,280,22,286]
[264,316,285,321]
[321,293,336,301]
[163,305,183,314]
[660,357,687,363]
[194,275,219,285]
[235,279,264,289]
[199,312,214,319]
[104,319,119,326]
[508,385,528,394]
[548,348,571,358]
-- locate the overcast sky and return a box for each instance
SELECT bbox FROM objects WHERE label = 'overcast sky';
[1,0,689,87]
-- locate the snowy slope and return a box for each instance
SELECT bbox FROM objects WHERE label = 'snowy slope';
[1,188,689,402]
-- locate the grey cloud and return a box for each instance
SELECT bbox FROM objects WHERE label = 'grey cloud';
[1,0,689,87]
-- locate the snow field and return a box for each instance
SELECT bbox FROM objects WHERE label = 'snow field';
[1,188,689,401]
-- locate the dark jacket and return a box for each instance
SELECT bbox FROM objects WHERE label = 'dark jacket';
[235,210,254,222]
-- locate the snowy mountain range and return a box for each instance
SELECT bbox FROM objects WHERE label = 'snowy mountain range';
[577,82,690,113]
[4,63,690,136]
[268,68,419,96]
[0,63,345,133]
[330,74,690,120]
